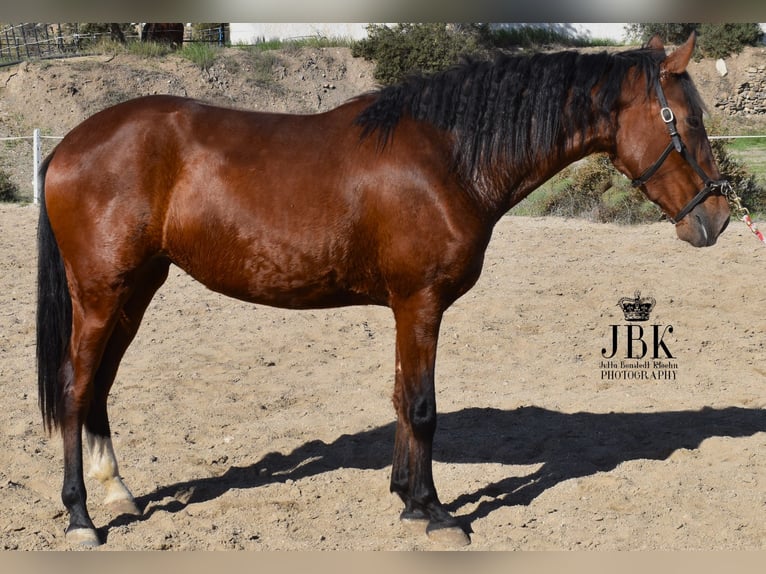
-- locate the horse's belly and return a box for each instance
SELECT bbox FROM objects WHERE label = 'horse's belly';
[161,177,392,309]
[168,234,382,309]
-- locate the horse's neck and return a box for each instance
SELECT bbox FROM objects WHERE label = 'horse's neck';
[479,124,612,219]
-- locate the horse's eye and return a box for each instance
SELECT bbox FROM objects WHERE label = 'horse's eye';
[685,116,702,129]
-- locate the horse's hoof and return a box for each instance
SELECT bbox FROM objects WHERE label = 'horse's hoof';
[65,527,101,547]
[399,508,429,534]
[400,508,429,525]
[106,497,142,516]
[426,524,471,547]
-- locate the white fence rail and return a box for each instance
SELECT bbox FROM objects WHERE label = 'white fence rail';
[1,129,63,203]
[1,130,764,205]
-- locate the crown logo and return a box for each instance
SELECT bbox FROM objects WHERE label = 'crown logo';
[617,290,655,322]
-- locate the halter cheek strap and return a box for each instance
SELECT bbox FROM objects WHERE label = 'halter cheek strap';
[630,76,728,224]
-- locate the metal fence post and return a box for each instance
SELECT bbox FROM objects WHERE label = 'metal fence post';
[32,128,41,204]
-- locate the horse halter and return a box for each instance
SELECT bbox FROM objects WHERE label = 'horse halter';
[630,75,729,224]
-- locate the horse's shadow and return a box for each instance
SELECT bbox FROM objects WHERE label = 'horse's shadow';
[112,405,766,536]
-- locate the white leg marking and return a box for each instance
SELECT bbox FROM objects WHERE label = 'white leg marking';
[85,431,141,515]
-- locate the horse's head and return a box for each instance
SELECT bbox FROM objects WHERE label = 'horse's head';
[611,32,730,247]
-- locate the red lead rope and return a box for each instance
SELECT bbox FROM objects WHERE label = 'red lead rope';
[721,182,766,246]
[742,213,766,245]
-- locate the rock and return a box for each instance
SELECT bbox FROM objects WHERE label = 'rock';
[716,59,728,77]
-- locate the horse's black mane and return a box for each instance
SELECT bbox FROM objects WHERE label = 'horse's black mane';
[355,46,705,179]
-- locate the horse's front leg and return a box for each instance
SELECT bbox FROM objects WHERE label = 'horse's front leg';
[390,294,470,546]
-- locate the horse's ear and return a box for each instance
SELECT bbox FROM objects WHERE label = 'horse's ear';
[661,31,696,76]
[646,34,665,51]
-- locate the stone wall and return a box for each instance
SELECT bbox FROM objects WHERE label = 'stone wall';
[714,63,766,116]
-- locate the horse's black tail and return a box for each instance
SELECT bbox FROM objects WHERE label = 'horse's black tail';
[36,151,71,434]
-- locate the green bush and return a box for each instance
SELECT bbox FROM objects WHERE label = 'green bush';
[515,140,766,223]
[126,40,173,58]
[625,23,698,45]
[541,154,614,219]
[0,170,20,202]
[486,25,605,49]
[351,23,486,85]
[597,184,664,224]
[711,139,766,215]
[179,41,219,70]
[536,154,662,224]
[696,23,765,59]
[352,23,620,85]
[625,23,763,59]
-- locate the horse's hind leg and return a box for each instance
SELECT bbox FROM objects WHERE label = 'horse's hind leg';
[62,260,168,546]
[84,260,169,517]
[60,297,127,545]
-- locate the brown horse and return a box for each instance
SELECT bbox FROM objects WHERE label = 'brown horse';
[37,33,729,547]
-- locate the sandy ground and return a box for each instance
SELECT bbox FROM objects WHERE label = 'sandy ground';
[1,202,764,550]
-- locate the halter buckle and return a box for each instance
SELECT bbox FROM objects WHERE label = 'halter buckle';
[660,107,674,124]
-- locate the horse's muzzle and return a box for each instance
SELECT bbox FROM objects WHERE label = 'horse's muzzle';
[675,198,730,247]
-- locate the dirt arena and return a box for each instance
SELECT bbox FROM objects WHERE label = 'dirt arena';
[1,202,764,550]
